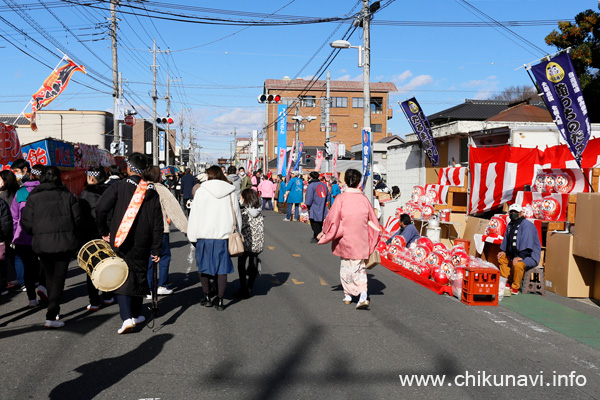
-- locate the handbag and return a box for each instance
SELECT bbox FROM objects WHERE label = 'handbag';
[228,195,245,257]
[365,250,380,270]
[364,220,382,269]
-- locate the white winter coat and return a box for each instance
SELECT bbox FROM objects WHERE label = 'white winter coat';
[187,179,242,242]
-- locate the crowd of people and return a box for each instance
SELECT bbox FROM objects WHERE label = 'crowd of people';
[2,153,456,333]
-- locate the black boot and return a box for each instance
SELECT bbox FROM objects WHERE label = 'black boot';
[201,294,213,307]
[215,297,224,311]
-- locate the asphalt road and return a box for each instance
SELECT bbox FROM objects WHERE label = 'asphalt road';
[1,210,599,400]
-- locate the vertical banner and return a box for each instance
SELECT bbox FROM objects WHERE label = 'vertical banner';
[332,142,338,179]
[293,142,304,172]
[361,128,371,187]
[400,97,439,167]
[277,105,288,176]
[530,52,591,163]
[159,130,165,162]
[255,157,260,171]
[285,139,296,182]
[0,123,22,166]
[315,150,324,172]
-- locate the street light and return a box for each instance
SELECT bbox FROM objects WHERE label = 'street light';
[330,29,373,206]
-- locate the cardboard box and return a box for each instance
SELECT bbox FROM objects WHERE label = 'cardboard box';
[573,193,600,262]
[545,232,596,297]
[462,216,489,256]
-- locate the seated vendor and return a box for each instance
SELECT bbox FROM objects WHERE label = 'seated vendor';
[497,204,541,295]
[386,214,420,247]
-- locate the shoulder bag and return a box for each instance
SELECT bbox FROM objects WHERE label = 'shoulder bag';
[228,195,245,257]
[364,220,382,269]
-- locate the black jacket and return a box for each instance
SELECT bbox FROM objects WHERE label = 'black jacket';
[79,184,108,244]
[21,183,81,254]
[96,175,163,296]
[0,198,13,243]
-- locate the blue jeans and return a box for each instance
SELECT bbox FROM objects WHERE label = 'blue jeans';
[262,198,273,210]
[147,233,172,288]
[286,203,300,220]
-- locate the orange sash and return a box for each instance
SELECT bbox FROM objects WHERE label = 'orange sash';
[114,179,149,248]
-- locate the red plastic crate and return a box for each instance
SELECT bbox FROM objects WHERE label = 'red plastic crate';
[461,266,499,306]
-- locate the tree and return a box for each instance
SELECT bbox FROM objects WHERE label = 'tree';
[545,6,600,122]
[490,85,538,103]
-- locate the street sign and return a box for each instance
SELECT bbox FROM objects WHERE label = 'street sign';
[124,115,136,126]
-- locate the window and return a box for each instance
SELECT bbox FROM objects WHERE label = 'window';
[460,137,469,164]
[331,97,347,108]
[286,122,305,131]
[370,97,383,114]
[320,123,337,132]
[352,97,363,108]
[300,96,316,107]
[372,124,382,133]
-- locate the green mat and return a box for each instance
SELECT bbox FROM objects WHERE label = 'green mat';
[501,295,600,351]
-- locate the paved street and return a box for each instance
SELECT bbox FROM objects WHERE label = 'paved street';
[1,210,600,400]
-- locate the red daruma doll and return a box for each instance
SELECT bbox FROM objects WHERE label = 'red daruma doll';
[543,174,556,193]
[391,235,406,248]
[541,197,561,221]
[485,216,507,237]
[534,174,545,192]
[555,173,574,193]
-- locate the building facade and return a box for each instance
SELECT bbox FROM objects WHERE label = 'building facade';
[262,78,397,161]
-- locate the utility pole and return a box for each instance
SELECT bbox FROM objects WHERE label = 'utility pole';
[179,104,184,163]
[233,127,237,166]
[150,39,169,165]
[325,70,331,172]
[110,0,119,153]
[362,0,373,206]
[118,72,124,155]
[165,70,171,166]
[295,102,300,164]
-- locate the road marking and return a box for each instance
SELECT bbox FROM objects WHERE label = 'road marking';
[319,277,328,286]
[268,246,275,250]
[292,254,301,257]
[292,278,304,285]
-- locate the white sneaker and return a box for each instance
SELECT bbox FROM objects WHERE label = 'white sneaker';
[282,218,290,221]
[157,286,173,295]
[118,318,135,334]
[44,320,64,328]
[146,294,152,300]
[102,297,115,306]
[37,285,48,301]
[29,299,39,307]
[132,315,146,325]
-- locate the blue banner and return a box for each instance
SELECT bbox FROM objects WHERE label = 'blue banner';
[292,142,304,172]
[361,128,371,188]
[277,105,288,176]
[531,52,591,163]
[400,97,439,167]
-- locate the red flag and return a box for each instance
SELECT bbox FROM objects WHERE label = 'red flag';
[26,59,86,131]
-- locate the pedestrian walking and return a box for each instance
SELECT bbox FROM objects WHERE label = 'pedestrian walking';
[143,166,188,296]
[283,171,303,222]
[21,166,81,328]
[257,177,275,210]
[10,162,47,307]
[305,171,330,243]
[79,166,114,311]
[188,166,241,311]
[226,165,242,201]
[317,169,379,309]
[180,168,197,214]
[239,167,252,191]
[0,195,13,296]
[330,179,341,206]
[96,153,163,334]
[105,165,124,186]
[0,170,19,289]
[235,189,264,299]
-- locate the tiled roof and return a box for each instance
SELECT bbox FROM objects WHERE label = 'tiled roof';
[265,79,397,93]
[486,103,553,123]
[376,134,404,144]
[0,114,30,126]
[427,99,548,126]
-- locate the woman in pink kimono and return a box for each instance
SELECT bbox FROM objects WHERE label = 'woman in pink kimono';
[317,169,380,309]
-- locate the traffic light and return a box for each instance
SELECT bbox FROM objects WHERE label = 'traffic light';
[305,153,311,163]
[257,94,281,103]
[324,141,333,156]
[110,142,118,154]
[156,117,174,124]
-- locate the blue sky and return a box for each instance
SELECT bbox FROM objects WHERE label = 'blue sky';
[0,0,595,162]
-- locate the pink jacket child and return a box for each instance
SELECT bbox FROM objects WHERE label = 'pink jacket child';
[318,188,379,260]
[257,179,276,199]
